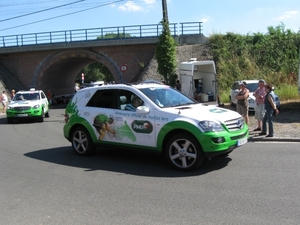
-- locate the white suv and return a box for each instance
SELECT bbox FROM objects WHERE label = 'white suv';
[229,80,280,111]
[6,89,50,123]
[63,82,249,171]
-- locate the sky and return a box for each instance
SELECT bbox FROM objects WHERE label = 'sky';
[1,0,300,37]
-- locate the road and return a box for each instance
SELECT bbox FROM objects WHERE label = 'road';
[0,108,299,225]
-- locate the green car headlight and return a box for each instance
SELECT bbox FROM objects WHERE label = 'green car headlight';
[7,106,14,110]
[198,121,224,132]
[32,104,40,109]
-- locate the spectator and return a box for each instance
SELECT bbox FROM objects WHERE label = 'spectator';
[1,90,8,113]
[175,80,181,91]
[259,83,279,137]
[235,81,249,124]
[46,90,53,105]
[125,96,142,111]
[253,79,266,131]
[11,89,16,100]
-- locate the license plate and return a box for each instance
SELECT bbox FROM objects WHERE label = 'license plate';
[17,114,28,117]
[237,137,247,146]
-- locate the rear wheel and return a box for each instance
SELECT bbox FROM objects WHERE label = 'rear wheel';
[71,127,95,156]
[165,133,204,171]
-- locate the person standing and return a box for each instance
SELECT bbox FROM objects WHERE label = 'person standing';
[175,80,181,91]
[235,81,249,124]
[1,90,8,113]
[259,83,279,137]
[253,79,266,131]
[11,89,16,100]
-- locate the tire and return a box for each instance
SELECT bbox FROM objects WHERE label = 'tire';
[7,118,13,124]
[45,110,49,118]
[38,108,44,122]
[71,127,95,156]
[165,133,204,171]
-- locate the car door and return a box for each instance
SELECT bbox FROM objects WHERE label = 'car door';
[114,89,157,147]
[40,91,49,112]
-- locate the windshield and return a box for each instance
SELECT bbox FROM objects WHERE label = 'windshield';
[246,83,258,92]
[139,86,197,108]
[14,93,40,101]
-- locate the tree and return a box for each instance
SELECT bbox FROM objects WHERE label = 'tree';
[76,63,114,84]
[155,21,177,87]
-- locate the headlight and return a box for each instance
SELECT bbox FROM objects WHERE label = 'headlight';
[198,121,224,132]
[7,106,14,110]
[248,98,255,103]
[32,104,40,109]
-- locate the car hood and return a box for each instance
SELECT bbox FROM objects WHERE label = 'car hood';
[8,100,41,107]
[163,103,242,123]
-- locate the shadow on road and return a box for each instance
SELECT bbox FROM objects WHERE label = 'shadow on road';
[24,146,232,178]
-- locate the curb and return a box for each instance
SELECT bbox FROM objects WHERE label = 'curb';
[248,135,300,142]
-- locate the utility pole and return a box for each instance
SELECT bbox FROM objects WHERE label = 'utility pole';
[162,0,169,23]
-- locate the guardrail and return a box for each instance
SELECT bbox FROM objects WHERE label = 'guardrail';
[0,22,202,48]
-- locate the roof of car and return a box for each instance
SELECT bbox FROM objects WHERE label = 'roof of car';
[235,79,259,84]
[17,89,42,93]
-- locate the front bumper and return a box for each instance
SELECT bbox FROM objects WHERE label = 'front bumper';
[6,108,43,118]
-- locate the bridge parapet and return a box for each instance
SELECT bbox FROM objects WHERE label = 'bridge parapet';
[0,22,202,48]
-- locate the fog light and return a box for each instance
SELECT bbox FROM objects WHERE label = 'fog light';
[212,137,225,143]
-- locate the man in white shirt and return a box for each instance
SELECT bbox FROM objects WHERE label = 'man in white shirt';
[1,90,8,113]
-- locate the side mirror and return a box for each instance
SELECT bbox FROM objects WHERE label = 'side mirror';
[136,106,150,114]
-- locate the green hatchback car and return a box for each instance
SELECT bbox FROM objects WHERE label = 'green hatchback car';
[6,89,50,123]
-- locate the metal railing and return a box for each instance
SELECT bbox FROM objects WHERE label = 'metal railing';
[0,22,202,48]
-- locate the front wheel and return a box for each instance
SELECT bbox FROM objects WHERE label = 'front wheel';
[7,118,13,124]
[38,108,44,122]
[45,110,49,118]
[71,127,95,156]
[165,133,204,171]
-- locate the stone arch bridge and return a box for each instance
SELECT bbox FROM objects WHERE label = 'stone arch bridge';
[0,34,207,96]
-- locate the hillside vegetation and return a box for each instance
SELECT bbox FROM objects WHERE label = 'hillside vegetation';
[209,23,300,101]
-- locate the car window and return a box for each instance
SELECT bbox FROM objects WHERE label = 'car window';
[246,83,258,92]
[15,93,39,100]
[140,86,196,107]
[86,89,116,109]
[117,90,143,111]
[41,92,46,99]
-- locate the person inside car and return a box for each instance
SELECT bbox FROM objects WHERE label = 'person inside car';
[125,96,142,111]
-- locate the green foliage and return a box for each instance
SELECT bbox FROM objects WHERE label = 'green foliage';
[76,62,113,83]
[209,23,300,97]
[155,21,177,87]
[97,32,131,39]
[275,84,300,100]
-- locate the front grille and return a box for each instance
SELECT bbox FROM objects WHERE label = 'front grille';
[230,132,248,140]
[14,106,31,111]
[224,117,244,131]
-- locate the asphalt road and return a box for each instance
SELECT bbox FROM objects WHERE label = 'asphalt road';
[0,108,299,225]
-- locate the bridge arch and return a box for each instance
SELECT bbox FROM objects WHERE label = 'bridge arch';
[33,49,122,95]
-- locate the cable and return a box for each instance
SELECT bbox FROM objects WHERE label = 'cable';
[0,0,127,32]
[0,0,85,22]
